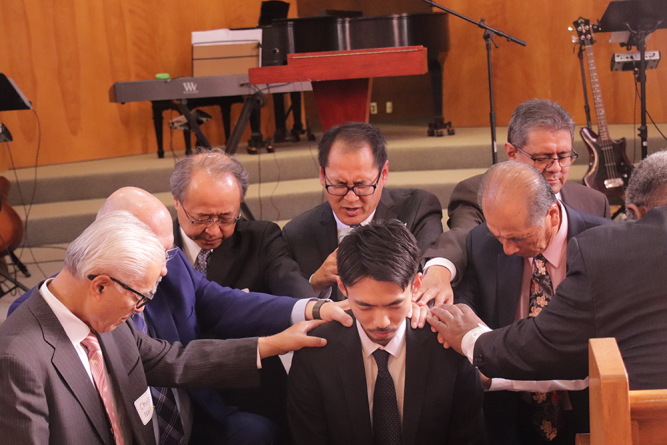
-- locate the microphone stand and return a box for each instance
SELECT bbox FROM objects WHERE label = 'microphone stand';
[422,0,526,164]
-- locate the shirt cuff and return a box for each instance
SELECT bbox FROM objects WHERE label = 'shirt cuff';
[489,377,589,392]
[461,324,491,364]
[423,258,457,282]
[290,298,315,324]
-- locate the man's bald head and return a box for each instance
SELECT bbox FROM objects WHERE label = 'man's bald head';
[98,187,174,250]
[479,162,560,258]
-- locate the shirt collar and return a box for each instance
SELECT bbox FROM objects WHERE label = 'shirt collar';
[356,318,407,359]
[180,226,203,266]
[535,200,569,268]
[332,209,376,232]
[40,279,92,343]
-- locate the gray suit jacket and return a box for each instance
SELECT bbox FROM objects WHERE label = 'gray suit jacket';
[423,174,610,284]
[0,289,259,445]
[283,188,443,300]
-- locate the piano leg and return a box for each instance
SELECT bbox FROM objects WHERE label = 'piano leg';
[427,59,455,137]
[151,101,168,158]
[273,93,288,143]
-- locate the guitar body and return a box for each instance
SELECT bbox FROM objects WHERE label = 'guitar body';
[580,126,633,198]
[0,176,24,253]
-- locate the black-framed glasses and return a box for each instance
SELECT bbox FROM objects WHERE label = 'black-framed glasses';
[323,169,382,197]
[87,274,161,309]
[180,202,241,227]
[515,146,578,170]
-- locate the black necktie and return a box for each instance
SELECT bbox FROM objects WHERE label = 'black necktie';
[131,313,186,445]
[372,349,402,445]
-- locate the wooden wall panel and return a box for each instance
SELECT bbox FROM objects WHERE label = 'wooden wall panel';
[0,0,299,171]
[1,0,666,171]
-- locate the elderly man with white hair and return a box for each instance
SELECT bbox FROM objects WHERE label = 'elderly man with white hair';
[0,211,326,445]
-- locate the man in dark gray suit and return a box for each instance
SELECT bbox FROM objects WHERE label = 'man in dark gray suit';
[282,122,444,302]
[416,99,610,307]
[428,150,667,394]
[0,211,326,445]
[288,220,484,445]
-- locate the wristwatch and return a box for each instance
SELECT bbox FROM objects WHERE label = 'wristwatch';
[312,298,333,320]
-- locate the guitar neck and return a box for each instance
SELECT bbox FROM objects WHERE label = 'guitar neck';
[584,44,611,142]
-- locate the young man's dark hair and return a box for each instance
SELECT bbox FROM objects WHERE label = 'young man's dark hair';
[338,219,420,290]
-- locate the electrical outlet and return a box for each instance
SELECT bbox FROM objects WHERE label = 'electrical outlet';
[370,102,378,115]
[386,101,393,114]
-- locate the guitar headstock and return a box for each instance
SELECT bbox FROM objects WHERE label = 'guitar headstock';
[572,17,595,46]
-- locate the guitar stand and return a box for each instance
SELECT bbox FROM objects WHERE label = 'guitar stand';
[0,251,30,298]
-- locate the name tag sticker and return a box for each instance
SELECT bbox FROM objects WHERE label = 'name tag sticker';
[134,387,153,425]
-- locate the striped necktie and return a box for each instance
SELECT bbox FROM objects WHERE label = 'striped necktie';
[80,333,125,445]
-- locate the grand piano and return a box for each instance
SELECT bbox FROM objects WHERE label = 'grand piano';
[109,10,451,158]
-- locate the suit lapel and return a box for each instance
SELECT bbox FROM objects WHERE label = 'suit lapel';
[495,254,524,328]
[402,325,430,445]
[564,204,585,240]
[32,293,113,444]
[173,219,184,250]
[318,205,341,298]
[336,324,374,445]
[207,227,240,285]
[373,189,396,221]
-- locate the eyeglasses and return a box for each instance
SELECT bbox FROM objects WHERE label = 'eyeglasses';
[87,274,161,309]
[165,247,178,262]
[180,202,241,227]
[323,170,382,197]
[515,146,578,170]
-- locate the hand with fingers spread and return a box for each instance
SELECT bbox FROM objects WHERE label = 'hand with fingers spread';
[258,320,328,358]
[412,265,454,307]
[306,299,353,327]
[408,302,430,330]
[427,303,483,354]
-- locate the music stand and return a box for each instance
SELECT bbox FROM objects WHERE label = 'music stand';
[594,0,667,159]
[0,73,32,112]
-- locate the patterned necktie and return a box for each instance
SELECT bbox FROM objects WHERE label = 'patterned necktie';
[194,248,212,274]
[528,254,562,441]
[80,333,125,445]
[372,349,402,445]
[131,313,186,445]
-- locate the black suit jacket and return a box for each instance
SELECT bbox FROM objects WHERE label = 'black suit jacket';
[0,290,259,445]
[474,204,667,391]
[454,205,609,444]
[282,188,443,299]
[423,174,610,285]
[174,218,314,298]
[287,316,485,445]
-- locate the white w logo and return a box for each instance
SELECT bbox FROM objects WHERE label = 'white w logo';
[182,82,198,93]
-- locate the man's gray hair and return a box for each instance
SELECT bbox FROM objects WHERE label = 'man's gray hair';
[63,211,165,286]
[507,99,575,149]
[479,161,558,227]
[626,150,667,216]
[170,148,249,203]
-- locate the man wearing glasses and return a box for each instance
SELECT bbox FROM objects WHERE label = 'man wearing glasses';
[171,149,313,299]
[282,122,444,302]
[415,99,611,308]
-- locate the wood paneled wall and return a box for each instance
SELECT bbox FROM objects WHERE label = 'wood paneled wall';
[1,0,666,171]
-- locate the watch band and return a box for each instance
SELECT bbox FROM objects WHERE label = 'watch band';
[312,298,333,320]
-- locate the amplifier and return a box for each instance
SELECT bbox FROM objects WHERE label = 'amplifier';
[611,51,661,72]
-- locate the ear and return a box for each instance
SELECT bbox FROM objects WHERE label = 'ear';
[173,199,180,211]
[380,160,389,185]
[626,203,648,220]
[88,275,109,300]
[319,166,326,188]
[411,272,423,296]
[505,142,518,160]
[336,277,348,298]
[546,202,561,229]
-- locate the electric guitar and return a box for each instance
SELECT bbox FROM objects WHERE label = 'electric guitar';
[573,17,633,197]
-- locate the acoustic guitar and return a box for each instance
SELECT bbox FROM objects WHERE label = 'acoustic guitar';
[0,176,24,263]
[573,17,634,197]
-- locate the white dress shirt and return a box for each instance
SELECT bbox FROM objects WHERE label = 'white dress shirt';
[356,319,407,424]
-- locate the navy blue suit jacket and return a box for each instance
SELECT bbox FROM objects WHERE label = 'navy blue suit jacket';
[8,249,297,433]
